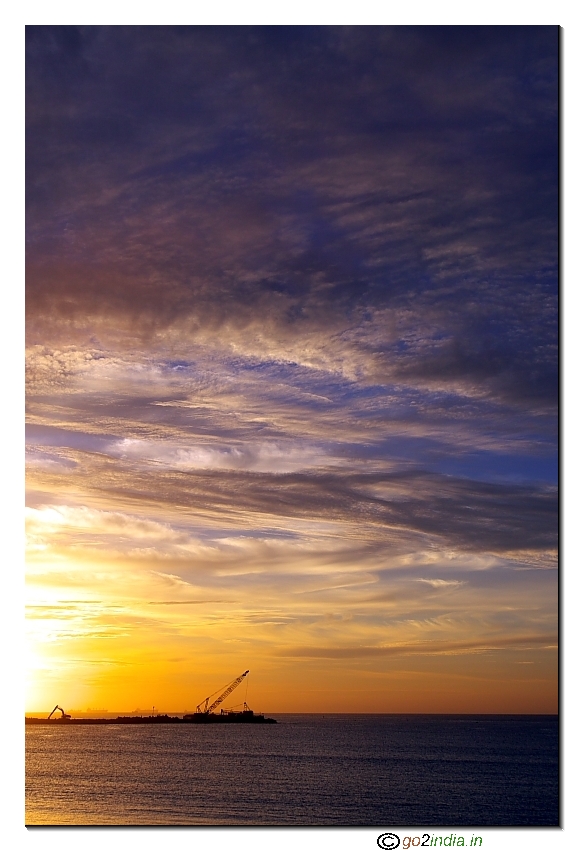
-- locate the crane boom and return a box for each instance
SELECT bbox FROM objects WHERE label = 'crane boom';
[197,670,249,714]
[48,705,71,720]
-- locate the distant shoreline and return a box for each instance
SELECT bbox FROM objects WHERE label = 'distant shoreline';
[25,712,557,725]
[25,714,277,725]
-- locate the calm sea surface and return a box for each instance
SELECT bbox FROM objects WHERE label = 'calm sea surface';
[25,714,558,826]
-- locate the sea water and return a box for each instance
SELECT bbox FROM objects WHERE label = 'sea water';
[25,714,558,826]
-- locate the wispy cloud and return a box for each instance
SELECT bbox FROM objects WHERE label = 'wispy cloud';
[25,26,558,713]
[276,633,557,659]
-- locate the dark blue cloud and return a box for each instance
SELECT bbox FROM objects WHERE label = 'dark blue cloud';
[26,27,558,406]
[26,25,558,527]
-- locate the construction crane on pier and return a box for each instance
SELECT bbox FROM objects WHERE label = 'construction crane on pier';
[196,670,249,714]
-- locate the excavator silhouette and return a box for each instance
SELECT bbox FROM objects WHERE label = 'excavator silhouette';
[47,705,71,721]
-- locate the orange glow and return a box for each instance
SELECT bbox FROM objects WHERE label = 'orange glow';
[26,537,557,715]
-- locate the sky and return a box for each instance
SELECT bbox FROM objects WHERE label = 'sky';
[25,25,558,714]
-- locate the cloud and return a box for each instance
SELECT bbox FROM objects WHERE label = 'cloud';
[29,456,557,552]
[415,579,465,588]
[108,437,335,473]
[25,27,558,712]
[276,633,557,659]
[26,26,558,410]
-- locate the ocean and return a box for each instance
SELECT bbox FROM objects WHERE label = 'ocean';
[25,714,558,826]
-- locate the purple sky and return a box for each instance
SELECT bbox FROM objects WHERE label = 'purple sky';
[25,26,558,713]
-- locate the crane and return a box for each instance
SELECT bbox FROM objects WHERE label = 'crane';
[48,705,71,720]
[196,670,249,714]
